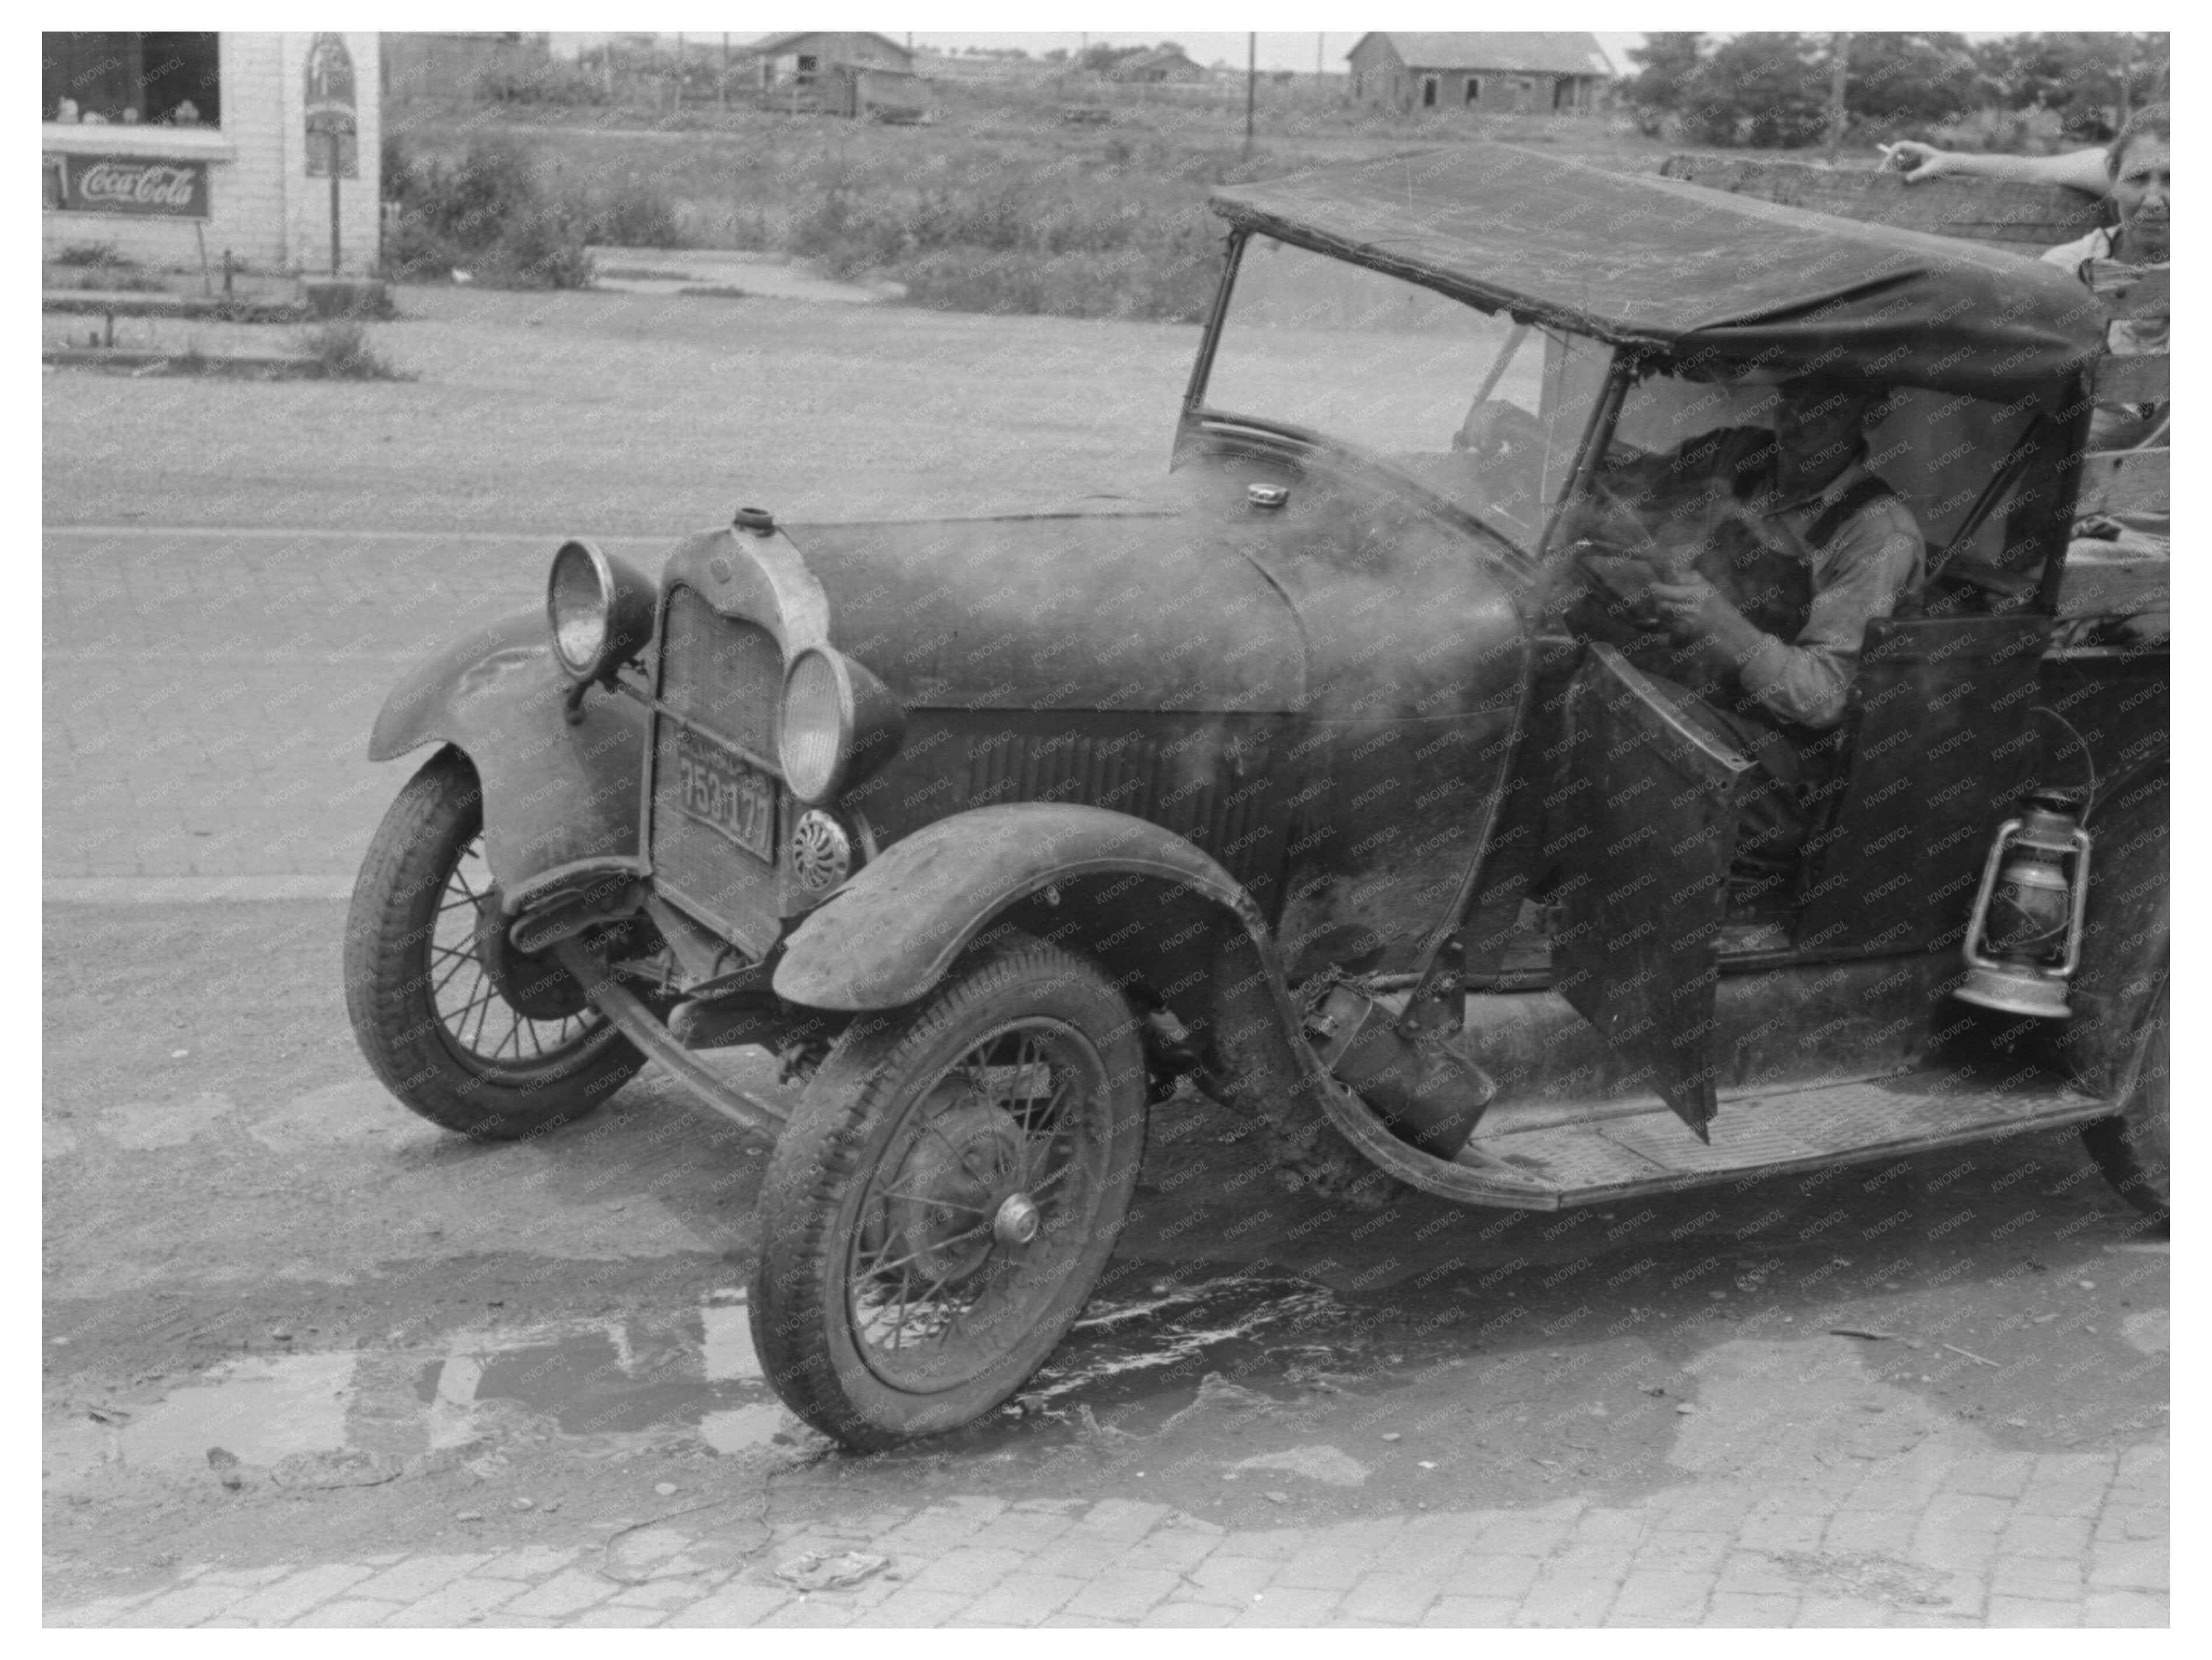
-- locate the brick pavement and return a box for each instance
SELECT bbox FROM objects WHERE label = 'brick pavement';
[50,1442,2166,1628]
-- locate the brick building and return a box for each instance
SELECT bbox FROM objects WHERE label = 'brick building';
[1347,32,1612,115]
[43,32,382,276]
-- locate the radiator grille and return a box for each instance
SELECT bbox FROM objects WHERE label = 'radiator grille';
[649,587,784,954]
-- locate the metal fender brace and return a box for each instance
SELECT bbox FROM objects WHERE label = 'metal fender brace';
[550,937,789,1146]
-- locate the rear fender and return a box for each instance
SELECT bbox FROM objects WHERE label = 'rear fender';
[2036,758,2168,1095]
[368,610,646,902]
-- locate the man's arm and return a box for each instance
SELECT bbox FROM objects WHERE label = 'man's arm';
[1734,514,1923,729]
[1649,506,1922,730]
[1881,141,2109,194]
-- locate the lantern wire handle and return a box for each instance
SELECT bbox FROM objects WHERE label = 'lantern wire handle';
[2029,705,2099,816]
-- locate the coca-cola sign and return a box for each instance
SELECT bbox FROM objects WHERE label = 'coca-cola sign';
[54,155,209,218]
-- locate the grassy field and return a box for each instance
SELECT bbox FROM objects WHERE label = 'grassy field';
[384,86,1706,322]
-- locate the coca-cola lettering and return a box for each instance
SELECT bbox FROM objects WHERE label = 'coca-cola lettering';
[55,155,208,217]
[78,161,197,207]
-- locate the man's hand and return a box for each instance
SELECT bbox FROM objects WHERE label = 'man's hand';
[1647,573,1739,641]
[1879,140,1955,183]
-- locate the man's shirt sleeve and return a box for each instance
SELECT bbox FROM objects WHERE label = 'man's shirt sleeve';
[1736,500,1924,730]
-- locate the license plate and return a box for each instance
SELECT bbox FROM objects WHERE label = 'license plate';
[670,727,776,861]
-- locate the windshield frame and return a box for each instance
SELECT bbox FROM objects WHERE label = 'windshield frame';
[1180,226,1622,563]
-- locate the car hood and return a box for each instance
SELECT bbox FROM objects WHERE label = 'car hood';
[790,498,1307,715]
[781,464,1523,720]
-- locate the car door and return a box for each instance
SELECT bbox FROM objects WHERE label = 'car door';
[1793,615,2053,952]
[1548,645,1752,1140]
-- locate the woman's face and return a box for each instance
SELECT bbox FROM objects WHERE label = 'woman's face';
[2110,136,2169,262]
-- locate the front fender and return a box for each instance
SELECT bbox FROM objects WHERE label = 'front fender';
[772,803,1268,1010]
[368,609,646,900]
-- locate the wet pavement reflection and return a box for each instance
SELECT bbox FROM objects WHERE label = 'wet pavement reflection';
[61,1275,1409,1487]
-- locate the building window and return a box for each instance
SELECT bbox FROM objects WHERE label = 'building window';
[44,32,220,126]
[1465,76,1481,105]
[1421,74,1438,108]
[796,53,818,85]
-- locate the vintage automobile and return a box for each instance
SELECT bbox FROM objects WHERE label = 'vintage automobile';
[346,146,2168,1450]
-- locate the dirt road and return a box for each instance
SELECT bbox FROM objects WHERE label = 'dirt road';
[43,291,2166,1626]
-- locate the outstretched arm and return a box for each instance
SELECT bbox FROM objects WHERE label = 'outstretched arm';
[1880,141,2109,195]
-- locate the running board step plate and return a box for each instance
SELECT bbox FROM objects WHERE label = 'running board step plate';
[1449,1066,2106,1202]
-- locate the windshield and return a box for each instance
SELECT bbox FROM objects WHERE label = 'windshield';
[1197,235,1614,547]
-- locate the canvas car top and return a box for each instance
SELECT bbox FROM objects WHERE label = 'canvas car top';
[1209,145,2103,401]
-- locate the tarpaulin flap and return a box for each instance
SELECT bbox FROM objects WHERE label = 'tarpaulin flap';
[1211,146,2103,400]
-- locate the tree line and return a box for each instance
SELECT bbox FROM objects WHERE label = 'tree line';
[1627,32,2168,150]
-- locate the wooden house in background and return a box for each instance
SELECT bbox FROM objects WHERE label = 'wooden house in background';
[1347,33,1612,116]
[1106,46,1207,85]
[736,30,926,119]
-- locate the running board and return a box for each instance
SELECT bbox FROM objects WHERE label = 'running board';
[1316,1058,2112,1210]
[1452,1066,2106,1202]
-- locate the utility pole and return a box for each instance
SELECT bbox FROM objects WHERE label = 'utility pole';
[1245,32,1256,154]
[1826,32,1851,165]
[1316,33,1323,86]
[2116,34,2134,130]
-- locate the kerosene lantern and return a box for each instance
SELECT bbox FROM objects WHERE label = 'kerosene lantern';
[1954,788,2093,1019]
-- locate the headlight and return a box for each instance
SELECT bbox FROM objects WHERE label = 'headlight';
[547,540,656,684]
[776,647,907,805]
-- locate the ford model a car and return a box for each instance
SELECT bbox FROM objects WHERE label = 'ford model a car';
[346,148,2168,1449]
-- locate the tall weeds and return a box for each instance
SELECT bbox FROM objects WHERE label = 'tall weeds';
[381,135,686,287]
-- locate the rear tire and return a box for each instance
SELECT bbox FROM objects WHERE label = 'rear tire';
[344,747,642,1139]
[749,931,1147,1450]
[2082,983,2170,1226]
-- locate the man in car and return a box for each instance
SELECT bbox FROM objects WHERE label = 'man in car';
[1554,376,1925,890]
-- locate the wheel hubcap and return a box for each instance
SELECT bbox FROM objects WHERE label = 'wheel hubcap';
[992,1192,1041,1246]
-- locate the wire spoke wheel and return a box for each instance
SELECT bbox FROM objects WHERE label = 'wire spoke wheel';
[750,930,1147,1449]
[344,747,642,1140]
[847,1021,1105,1393]
[427,829,606,1072]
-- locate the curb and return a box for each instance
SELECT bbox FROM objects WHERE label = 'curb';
[44,876,354,905]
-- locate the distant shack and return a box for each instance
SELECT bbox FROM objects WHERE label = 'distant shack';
[1347,32,1612,115]
[1100,46,1206,85]
[738,31,929,120]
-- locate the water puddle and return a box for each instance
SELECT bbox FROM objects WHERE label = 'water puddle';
[411,1300,771,1451]
[51,1292,788,1488]
[959,1273,1404,1442]
[117,1351,355,1468]
[50,1273,1432,1490]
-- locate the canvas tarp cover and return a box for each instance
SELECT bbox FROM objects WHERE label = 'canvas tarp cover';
[1210,146,2103,400]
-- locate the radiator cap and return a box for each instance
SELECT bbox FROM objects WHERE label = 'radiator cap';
[733,505,776,535]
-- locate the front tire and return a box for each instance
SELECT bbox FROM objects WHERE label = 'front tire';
[750,931,1147,1450]
[344,747,642,1139]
